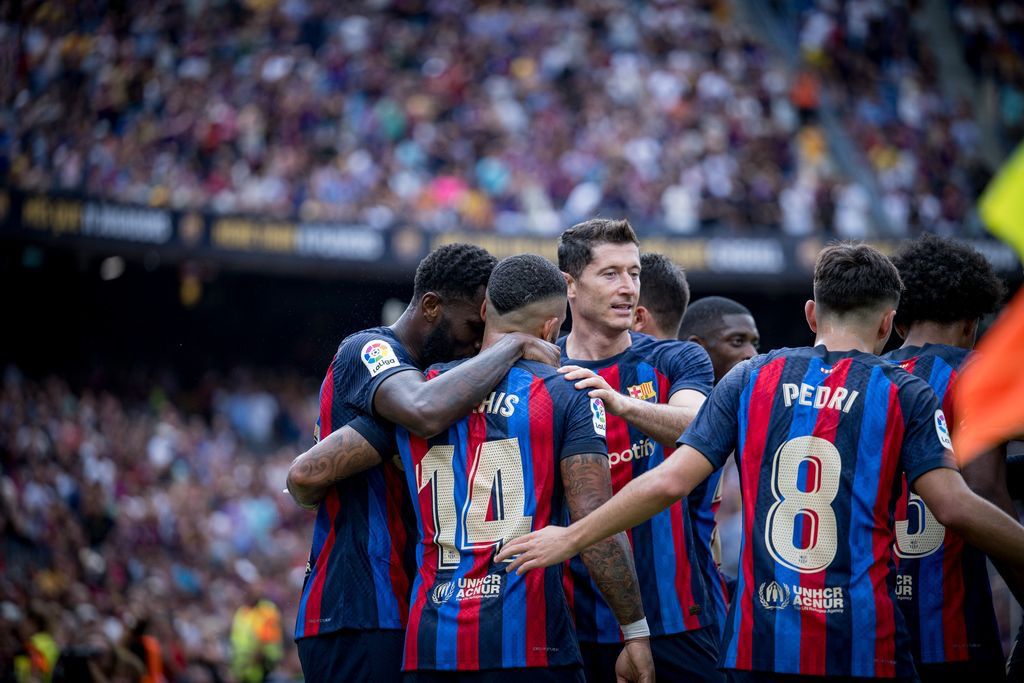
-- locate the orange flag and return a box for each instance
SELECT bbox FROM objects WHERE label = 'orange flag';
[953,279,1024,461]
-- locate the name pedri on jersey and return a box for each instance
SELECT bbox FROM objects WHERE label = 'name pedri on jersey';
[884,344,1002,666]
[294,327,418,640]
[558,331,716,642]
[395,359,607,671]
[679,346,955,678]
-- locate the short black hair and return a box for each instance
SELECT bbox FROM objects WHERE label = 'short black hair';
[638,253,690,335]
[678,296,752,339]
[892,235,1004,327]
[413,243,497,302]
[813,243,903,315]
[558,218,639,280]
[487,254,567,315]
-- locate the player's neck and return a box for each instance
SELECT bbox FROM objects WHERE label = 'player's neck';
[901,322,972,350]
[564,319,632,361]
[390,311,426,367]
[812,330,878,355]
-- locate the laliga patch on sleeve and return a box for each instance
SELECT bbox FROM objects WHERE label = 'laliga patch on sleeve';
[590,398,607,437]
[934,409,953,450]
[361,340,400,377]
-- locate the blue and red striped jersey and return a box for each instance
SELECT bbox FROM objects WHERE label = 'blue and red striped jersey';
[690,469,730,630]
[680,345,956,678]
[558,331,716,642]
[294,327,419,640]
[884,344,1003,666]
[396,359,607,671]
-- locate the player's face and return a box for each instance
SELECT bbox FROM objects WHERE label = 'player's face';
[422,296,486,365]
[704,314,760,382]
[569,242,641,334]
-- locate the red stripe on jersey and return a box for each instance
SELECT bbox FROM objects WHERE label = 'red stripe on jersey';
[941,531,968,661]
[457,412,489,670]
[383,462,411,626]
[736,357,786,669]
[599,365,634,546]
[656,370,673,449]
[319,364,335,436]
[799,359,852,675]
[526,377,556,665]
[669,497,701,630]
[303,491,341,636]
[405,435,434,668]
[872,384,905,678]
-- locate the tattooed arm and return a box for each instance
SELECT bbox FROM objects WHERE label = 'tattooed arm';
[286,426,384,509]
[375,332,560,438]
[561,453,646,626]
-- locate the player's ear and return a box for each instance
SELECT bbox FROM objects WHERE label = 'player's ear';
[894,322,909,340]
[878,308,897,346]
[804,300,818,334]
[563,272,576,300]
[421,292,441,323]
[633,305,648,332]
[480,298,488,322]
[541,316,560,343]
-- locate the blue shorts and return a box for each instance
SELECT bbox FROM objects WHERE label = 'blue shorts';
[726,672,920,683]
[296,628,404,683]
[580,627,724,683]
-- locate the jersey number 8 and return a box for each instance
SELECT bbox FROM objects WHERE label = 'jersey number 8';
[765,436,841,573]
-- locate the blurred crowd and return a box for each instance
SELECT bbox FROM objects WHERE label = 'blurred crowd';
[0,367,315,682]
[1,0,871,236]
[797,0,1023,237]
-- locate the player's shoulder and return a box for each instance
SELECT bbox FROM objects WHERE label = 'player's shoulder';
[424,358,466,379]
[335,326,413,376]
[883,343,970,371]
[627,331,709,365]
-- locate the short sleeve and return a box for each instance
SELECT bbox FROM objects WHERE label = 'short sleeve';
[899,376,958,484]
[349,414,399,458]
[662,341,715,397]
[560,389,608,461]
[676,361,746,470]
[333,332,420,417]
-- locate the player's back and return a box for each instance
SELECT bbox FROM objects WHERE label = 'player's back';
[683,345,954,679]
[396,359,606,672]
[884,344,1003,669]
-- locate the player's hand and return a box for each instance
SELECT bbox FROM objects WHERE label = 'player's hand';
[615,638,655,683]
[515,334,561,368]
[495,526,576,573]
[559,366,626,414]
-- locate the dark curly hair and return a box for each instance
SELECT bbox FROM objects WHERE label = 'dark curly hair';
[487,254,567,315]
[814,243,903,315]
[638,253,690,335]
[413,243,497,302]
[679,296,752,339]
[892,235,1005,327]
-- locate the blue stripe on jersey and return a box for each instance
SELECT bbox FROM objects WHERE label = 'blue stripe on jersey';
[367,468,399,624]
[918,358,953,661]
[772,357,824,673]
[434,420,472,666]
[636,359,688,633]
[502,368,532,667]
[723,361,763,669]
[848,365,890,677]
[296,505,334,638]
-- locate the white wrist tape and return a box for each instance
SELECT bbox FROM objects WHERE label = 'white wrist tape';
[620,617,650,640]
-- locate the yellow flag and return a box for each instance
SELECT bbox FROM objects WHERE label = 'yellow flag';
[979,142,1024,259]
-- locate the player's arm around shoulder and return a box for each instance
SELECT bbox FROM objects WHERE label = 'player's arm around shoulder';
[286,421,386,509]
[374,332,559,438]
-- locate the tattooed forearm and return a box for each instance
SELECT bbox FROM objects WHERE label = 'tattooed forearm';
[561,453,646,625]
[286,425,383,509]
[375,334,526,438]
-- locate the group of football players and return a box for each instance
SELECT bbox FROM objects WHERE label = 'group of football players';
[286,218,1023,683]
